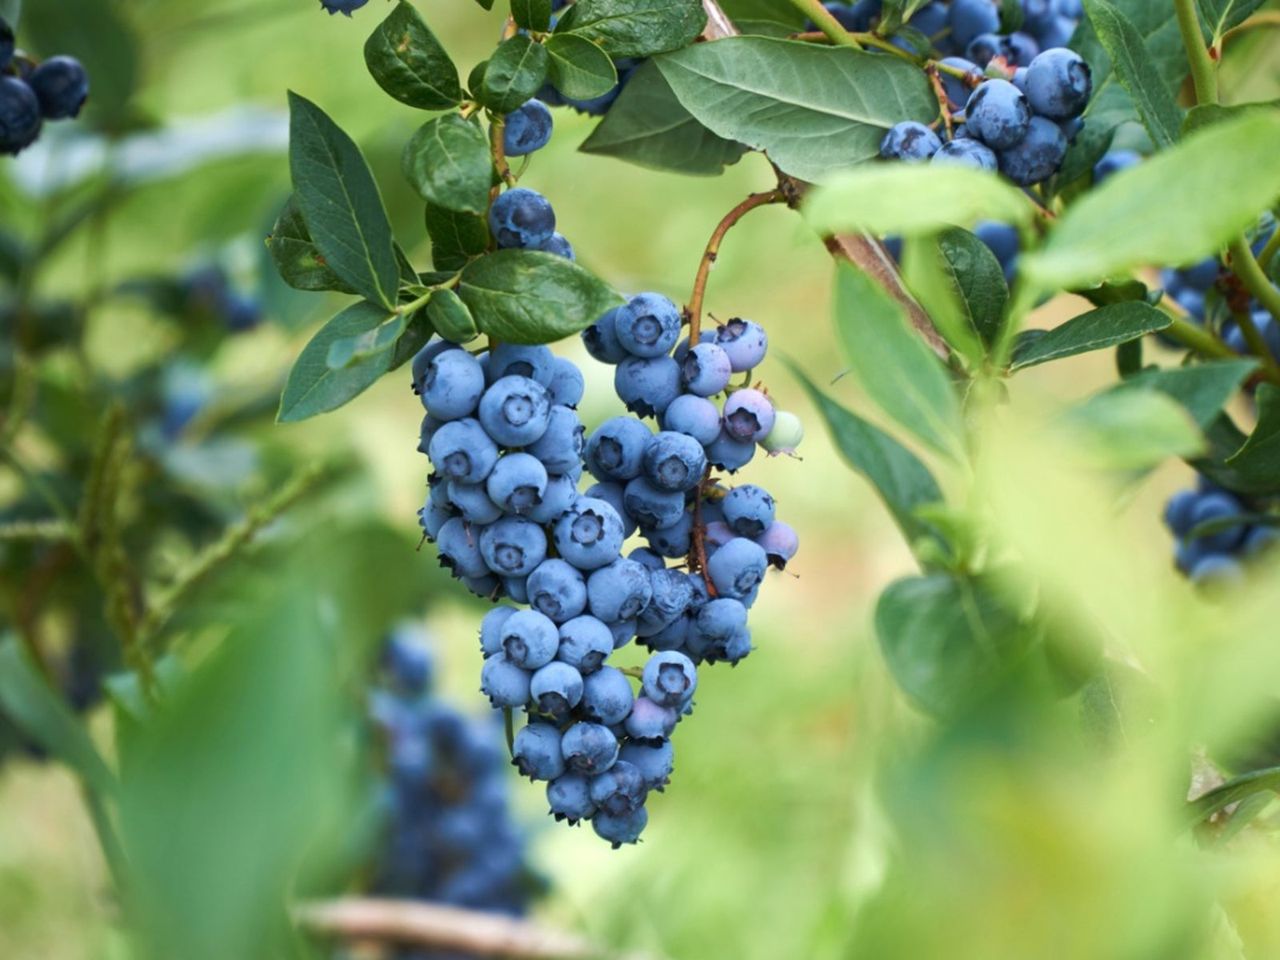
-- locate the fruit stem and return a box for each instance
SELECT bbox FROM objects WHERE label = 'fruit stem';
[851,31,919,60]
[686,190,785,347]
[1174,0,1219,104]
[489,118,518,191]
[786,0,863,49]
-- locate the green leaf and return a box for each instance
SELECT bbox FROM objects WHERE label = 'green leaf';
[1061,388,1204,469]
[279,301,401,422]
[937,227,1009,347]
[474,0,495,8]
[1183,100,1280,136]
[392,307,437,370]
[1082,0,1182,149]
[833,262,964,459]
[288,92,401,310]
[875,574,1034,718]
[716,0,806,29]
[1187,765,1280,826]
[580,59,748,175]
[401,114,493,216]
[424,204,491,271]
[1106,358,1256,427]
[513,0,553,31]
[1055,120,1116,187]
[558,0,707,57]
[0,636,116,797]
[481,35,550,113]
[1022,113,1280,290]
[805,165,1034,236]
[545,33,619,100]
[1224,384,1280,492]
[427,288,480,343]
[0,1,20,27]
[326,312,407,369]
[655,38,936,182]
[363,1,462,110]
[267,195,357,295]
[1009,302,1170,370]
[900,234,985,365]
[790,365,944,547]
[457,250,622,344]
[1196,0,1265,42]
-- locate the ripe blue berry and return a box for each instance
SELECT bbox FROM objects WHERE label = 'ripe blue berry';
[705,428,756,473]
[0,77,41,155]
[436,518,490,580]
[478,375,552,447]
[580,666,635,725]
[997,115,1067,185]
[583,481,637,537]
[592,806,648,847]
[547,773,596,822]
[503,99,553,156]
[680,342,734,396]
[1189,491,1248,553]
[527,473,577,525]
[615,293,682,358]
[488,343,555,386]
[526,405,585,475]
[548,357,585,407]
[879,121,942,162]
[488,187,556,249]
[28,56,89,120]
[1006,32,1041,66]
[931,137,998,170]
[553,497,626,570]
[642,651,697,708]
[623,477,686,531]
[714,318,768,372]
[486,452,549,515]
[614,355,681,418]
[588,760,648,817]
[722,388,776,443]
[480,654,532,708]
[966,79,1031,149]
[624,697,678,740]
[707,537,768,600]
[618,739,674,791]
[582,306,629,364]
[755,520,799,569]
[722,485,776,538]
[1189,553,1245,589]
[662,394,721,445]
[560,722,619,775]
[585,416,652,481]
[938,57,982,109]
[527,558,588,623]
[536,232,575,259]
[320,0,370,14]
[479,605,517,657]
[529,661,585,720]
[556,616,615,674]
[479,516,548,577]
[688,598,748,661]
[587,559,654,622]
[948,0,1000,47]
[1023,47,1092,120]
[644,509,693,559]
[512,722,566,780]
[636,569,694,638]
[1163,489,1200,537]
[429,419,499,484]
[643,431,707,493]
[499,609,560,669]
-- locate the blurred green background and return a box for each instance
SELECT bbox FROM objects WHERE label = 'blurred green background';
[4,2,1280,959]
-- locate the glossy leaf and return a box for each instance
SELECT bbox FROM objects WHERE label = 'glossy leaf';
[267,195,357,294]
[481,35,550,113]
[326,312,407,369]
[424,204,491,272]
[279,301,401,422]
[558,0,707,57]
[545,33,619,100]
[1196,0,1265,42]
[512,0,553,31]
[363,1,462,110]
[580,59,747,175]
[1224,384,1280,492]
[1010,302,1170,370]
[1074,0,1187,133]
[288,92,400,309]
[457,250,622,344]
[1082,0,1181,149]
[938,227,1009,347]
[427,288,479,343]
[401,114,493,216]
[656,38,936,182]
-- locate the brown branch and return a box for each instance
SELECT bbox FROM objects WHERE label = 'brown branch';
[700,0,738,39]
[295,897,655,960]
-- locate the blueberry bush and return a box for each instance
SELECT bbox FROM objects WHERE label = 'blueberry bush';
[4,0,1280,957]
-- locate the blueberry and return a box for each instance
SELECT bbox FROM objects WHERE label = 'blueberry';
[419,491,454,541]
[947,0,1000,47]
[553,497,626,570]
[760,410,804,456]
[320,0,370,13]
[705,427,756,473]
[556,615,615,674]
[479,516,548,577]
[488,187,556,249]
[879,121,943,162]
[608,619,637,649]
[584,481,638,537]
[1189,553,1245,589]
[526,405,585,475]
[585,416,652,482]
[527,473,578,525]
[0,18,11,71]
[527,558,588,623]
[499,609,560,669]
[1189,491,1247,553]
[488,343,556,386]
[662,394,722,445]
[909,1,948,38]
[1163,489,1200,537]
[478,375,552,447]
[679,342,733,397]
[530,661,585,720]
[411,338,460,395]
[503,99,553,156]
[997,115,1067,185]
[428,418,499,484]
[964,32,1007,67]
[938,57,982,109]
[755,520,799,569]
[1178,258,1220,292]
[0,76,41,155]
[721,485,776,538]
[722,388,776,443]
[624,697,678,740]
[1242,525,1280,557]
[512,721,566,780]
[707,537,768,600]
[618,739,674,791]
[931,137,998,171]
[436,517,490,579]
[483,452,548,515]
[636,568,694,637]
[626,546,664,571]
[641,651,697,708]
[1007,32,1041,66]
[28,55,89,121]
[1035,14,1077,48]
[479,605,518,656]
[480,653,531,708]
[688,598,749,662]
[714,318,768,372]
[1023,48,1092,120]
[644,509,693,559]
[592,805,648,847]
[588,760,648,817]
[615,292,682,358]
[548,357,585,407]
[535,232,575,260]
[581,665,635,725]
[587,558,654,622]
[623,477,686,531]
[381,623,434,694]
[614,355,682,418]
[966,80,1031,150]
[547,773,596,823]
[642,431,707,493]
[560,722,619,774]
[583,306,629,364]
[1093,149,1141,184]
[503,575,530,604]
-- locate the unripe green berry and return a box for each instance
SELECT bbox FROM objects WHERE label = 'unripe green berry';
[760,410,803,455]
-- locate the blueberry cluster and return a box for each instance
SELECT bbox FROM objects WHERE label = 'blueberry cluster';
[880,44,1090,186]
[0,19,89,156]
[1163,482,1277,588]
[181,263,264,333]
[366,623,538,914]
